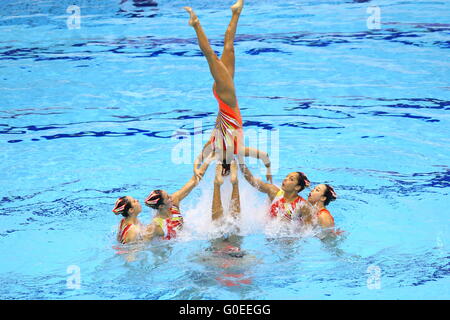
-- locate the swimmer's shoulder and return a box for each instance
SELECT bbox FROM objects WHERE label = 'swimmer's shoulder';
[267,185,281,201]
[317,209,334,228]
[122,224,140,243]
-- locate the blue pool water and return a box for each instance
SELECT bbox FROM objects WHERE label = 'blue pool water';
[0,0,449,299]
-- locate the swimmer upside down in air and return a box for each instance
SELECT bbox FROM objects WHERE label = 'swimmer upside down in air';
[184,1,273,183]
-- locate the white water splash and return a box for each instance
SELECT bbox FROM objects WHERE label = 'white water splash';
[175,164,321,242]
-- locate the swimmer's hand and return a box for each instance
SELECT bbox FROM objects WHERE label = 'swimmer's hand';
[265,166,273,184]
[204,153,215,165]
[193,159,204,182]
[194,154,215,182]
[194,166,202,182]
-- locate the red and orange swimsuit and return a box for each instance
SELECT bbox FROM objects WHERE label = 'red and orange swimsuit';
[317,208,335,224]
[117,219,134,244]
[210,88,243,155]
[269,190,306,222]
[117,207,183,244]
[152,206,184,240]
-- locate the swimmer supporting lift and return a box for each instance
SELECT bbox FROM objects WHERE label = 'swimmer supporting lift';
[112,0,340,246]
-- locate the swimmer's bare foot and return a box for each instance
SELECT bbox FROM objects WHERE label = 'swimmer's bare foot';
[231,0,244,15]
[230,160,238,185]
[183,6,199,27]
[215,163,224,186]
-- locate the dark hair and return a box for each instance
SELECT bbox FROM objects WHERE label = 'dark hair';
[323,184,337,206]
[222,163,231,176]
[145,189,165,209]
[112,196,132,217]
[295,172,310,191]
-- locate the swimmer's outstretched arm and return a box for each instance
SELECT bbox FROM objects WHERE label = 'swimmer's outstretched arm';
[193,140,214,181]
[173,154,215,206]
[242,146,272,183]
[238,162,279,201]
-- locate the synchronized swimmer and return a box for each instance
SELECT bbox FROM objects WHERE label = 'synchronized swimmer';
[112,155,214,244]
[112,0,340,245]
[186,1,272,183]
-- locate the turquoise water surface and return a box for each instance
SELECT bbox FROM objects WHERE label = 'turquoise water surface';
[0,0,449,299]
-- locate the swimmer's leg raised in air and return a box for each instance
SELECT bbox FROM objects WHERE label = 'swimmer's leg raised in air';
[220,0,244,79]
[184,6,237,108]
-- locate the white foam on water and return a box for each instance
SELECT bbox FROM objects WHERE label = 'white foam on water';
[177,164,269,242]
[176,163,321,242]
